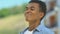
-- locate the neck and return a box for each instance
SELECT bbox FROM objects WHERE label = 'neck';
[28,20,40,31]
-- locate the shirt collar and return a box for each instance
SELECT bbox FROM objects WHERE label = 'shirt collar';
[35,18,45,32]
[23,18,45,32]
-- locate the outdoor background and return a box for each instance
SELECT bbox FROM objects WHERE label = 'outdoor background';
[0,0,30,34]
[0,0,60,34]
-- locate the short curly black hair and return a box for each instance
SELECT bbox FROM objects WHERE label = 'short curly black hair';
[29,0,46,20]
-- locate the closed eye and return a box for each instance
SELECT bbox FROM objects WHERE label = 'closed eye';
[30,6,35,11]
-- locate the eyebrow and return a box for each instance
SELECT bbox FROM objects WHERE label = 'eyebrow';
[30,6,35,9]
[26,6,35,9]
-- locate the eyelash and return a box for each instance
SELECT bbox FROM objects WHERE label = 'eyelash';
[25,8,34,11]
[31,8,34,11]
[25,8,28,11]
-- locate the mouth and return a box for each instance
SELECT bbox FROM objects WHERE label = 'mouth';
[26,14,31,17]
[25,13,32,18]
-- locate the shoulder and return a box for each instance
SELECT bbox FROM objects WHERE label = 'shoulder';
[42,26,55,34]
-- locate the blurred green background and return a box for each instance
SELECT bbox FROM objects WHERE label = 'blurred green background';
[0,0,30,34]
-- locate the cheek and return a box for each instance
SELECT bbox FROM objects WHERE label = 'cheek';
[32,12,40,19]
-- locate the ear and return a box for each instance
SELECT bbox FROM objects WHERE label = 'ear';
[39,12,44,19]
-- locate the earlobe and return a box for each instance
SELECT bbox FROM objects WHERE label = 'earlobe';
[39,12,44,19]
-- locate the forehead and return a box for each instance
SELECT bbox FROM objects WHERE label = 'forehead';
[27,3,39,8]
[49,1,55,4]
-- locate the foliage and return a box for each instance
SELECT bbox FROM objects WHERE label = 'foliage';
[0,3,27,18]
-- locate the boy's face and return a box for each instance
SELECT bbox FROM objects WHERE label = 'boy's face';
[49,15,56,26]
[49,1,56,8]
[24,3,44,22]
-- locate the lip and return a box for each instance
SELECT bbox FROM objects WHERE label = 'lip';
[25,13,32,17]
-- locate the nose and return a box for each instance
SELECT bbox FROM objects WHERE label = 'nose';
[25,9,31,14]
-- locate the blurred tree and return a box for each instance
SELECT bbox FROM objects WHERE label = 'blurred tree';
[0,3,27,18]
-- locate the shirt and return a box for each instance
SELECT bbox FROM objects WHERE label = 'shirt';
[24,30,34,34]
[20,19,55,34]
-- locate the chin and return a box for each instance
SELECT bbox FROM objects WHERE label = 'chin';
[26,18,32,22]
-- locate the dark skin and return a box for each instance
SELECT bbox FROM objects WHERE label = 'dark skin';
[50,15,56,27]
[49,1,56,10]
[24,3,44,31]
[50,2,55,8]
